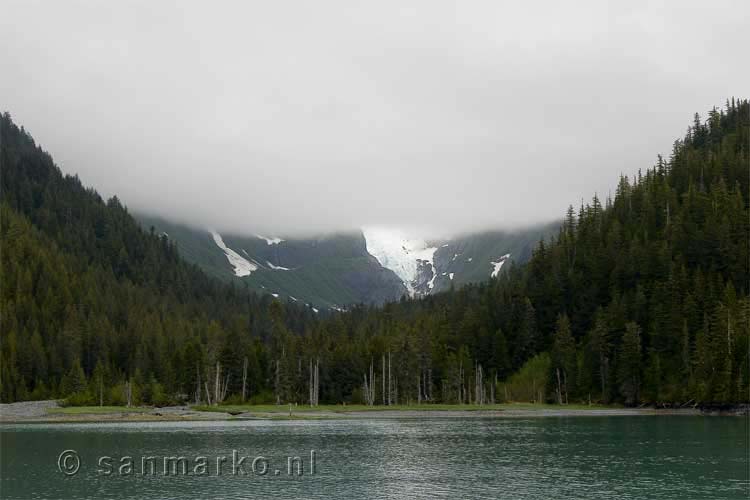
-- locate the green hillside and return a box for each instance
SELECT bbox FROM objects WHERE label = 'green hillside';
[1,100,747,407]
[137,215,557,308]
[137,215,406,308]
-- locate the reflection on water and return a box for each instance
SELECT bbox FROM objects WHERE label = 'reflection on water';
[0,417,747,499]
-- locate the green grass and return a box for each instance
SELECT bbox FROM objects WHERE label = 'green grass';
[47,406,151,415]
[191,402,616,414]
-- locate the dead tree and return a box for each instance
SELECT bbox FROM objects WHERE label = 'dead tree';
[241,357,248,403]
[314,358,319,406]
[309,358,314,407]
[363,359,375,406]
[475,363,484,405]
[363,374,371,405]
[195,362,202,405]
[387,352,392,406]
[458,360,464,404]
[382,354,386,405]
[221,373,230,403]
[427,368,432,402]
[214,361,221,406]
[308,358,320,407]
[124,381,132,408]
[204,381,212,405]
[275,359,281,405]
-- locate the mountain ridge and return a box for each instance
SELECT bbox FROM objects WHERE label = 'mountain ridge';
[137,214,558,309]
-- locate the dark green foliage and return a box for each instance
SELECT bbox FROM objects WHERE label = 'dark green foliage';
[1,99,748,406]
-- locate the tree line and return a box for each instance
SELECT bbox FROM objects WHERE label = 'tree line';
[1,99,747,407]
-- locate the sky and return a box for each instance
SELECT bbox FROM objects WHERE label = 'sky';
[1,0,748,237]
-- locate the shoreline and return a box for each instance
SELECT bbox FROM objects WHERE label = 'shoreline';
[1,400,739,424]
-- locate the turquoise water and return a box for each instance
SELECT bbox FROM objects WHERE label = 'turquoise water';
[0,417,747,499]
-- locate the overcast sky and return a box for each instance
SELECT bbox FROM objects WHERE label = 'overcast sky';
[2,1,748,236]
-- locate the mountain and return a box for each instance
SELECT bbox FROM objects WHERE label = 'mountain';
[137,215,406,309]
[137,215,558,309]
[2,99,746,408]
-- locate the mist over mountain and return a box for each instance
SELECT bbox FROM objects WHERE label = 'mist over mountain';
[2,2,747,236]
[138,214,558,309]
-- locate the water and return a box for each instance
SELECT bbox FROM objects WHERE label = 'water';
[0,417,747,499]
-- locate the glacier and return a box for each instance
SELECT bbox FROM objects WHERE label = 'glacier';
[362,227,438,296]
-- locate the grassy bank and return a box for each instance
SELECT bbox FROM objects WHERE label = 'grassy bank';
[47,406,152,415]
[191,402,616,414]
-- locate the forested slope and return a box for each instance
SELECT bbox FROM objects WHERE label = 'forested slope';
[0,113,314,403]
[1,100,747,406]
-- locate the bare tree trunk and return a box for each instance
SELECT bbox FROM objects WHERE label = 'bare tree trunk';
[195,363,201,405]
[458,360,463,404]
[221,373,230,402]
[124,381,132,408]
[275,359,280,405]
[315,358,319,406]
[382,354,386,405]
[370,359,375,406]
[480,365,483,405]
[99,374,103,407]
[418,373,421,404]
[387,352,392,406]
[474,363,484,405]
[428,368,432,401]
[214,361,220,406]
[556,368,563,405]
[309,358,313,407]
[204,381,212,406]
[242,357,248,403]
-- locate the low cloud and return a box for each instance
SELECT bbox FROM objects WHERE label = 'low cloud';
[2,0,748,236]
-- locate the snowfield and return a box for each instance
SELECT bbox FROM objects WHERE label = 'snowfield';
[490,253,511,278]
[362,227,437,295]
[211,231,258,277]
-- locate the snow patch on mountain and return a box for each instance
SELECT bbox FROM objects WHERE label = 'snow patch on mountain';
[211,231,258,277]
[362,227,438,295]
[256,234,284,245]
[266,261,291,271]
[490,253,511,278]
